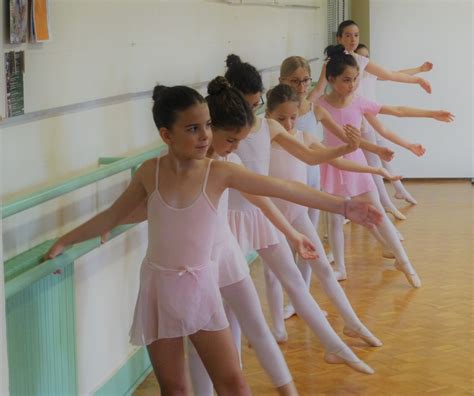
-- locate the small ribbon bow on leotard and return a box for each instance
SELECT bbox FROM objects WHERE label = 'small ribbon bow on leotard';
[177,266,199,278]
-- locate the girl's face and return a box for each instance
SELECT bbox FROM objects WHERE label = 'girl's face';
[267,101,299,132]
[243,92,264,114]
[328,66,359,97]
[355,46,369,58]
[337,24,360,52]
[280,67,312,99]
[211,126,252,156]
[161,102,212,159]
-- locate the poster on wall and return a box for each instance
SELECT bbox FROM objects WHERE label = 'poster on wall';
[30,0,51,42]
[4,51,25,117]
[9,0,28,44]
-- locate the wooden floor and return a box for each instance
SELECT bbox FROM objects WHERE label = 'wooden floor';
[135,181,473,396]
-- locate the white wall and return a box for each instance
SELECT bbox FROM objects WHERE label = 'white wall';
[370,0,472,178]
[1,1,328,393]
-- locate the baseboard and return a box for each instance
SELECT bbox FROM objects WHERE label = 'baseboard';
[94,347,152,396]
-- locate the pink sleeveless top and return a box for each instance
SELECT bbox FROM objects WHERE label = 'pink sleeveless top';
[129,158,228,343]
[269,130,308,223]
[317,95,380,197]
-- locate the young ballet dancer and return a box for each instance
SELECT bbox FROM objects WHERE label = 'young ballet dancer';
[266,83,401,330]
[309,19,432,102]
[278,55,396,318]
[355,43,433,208]
[316,45,454,285]
[224,55,381,374]
[45,84,384,391]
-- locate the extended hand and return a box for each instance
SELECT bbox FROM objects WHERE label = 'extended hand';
[344,200,383,229]
[432,110,455,123]
[377,146,395,162]
[408,143,426,157]
[419,78,432,94]
[291,233,318,260]
[343,124,361,151]
[421,61,433,72]
[379,168,402,181]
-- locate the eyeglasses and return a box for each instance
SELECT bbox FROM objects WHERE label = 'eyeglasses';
[252,96,265,111]
[286,78,313,88]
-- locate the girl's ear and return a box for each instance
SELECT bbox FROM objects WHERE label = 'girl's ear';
[159,127,172,144]
[278,77,282,84]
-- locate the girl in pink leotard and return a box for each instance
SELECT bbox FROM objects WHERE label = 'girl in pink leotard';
[266,83,400,333]
[53,84,384,391]
[317,45,453,285]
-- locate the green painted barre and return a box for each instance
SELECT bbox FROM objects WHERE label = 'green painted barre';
[5,224,135,299]
[1,146,168,219]
[5,222,258,299]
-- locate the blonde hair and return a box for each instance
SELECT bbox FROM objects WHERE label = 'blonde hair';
[280,56,311,79]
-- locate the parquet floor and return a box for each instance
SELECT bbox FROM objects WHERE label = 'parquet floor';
[135,180,473,396]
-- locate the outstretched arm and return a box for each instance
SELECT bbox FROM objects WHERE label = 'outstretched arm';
[378,61,433,81]
[364,113,426,157]
[217,161,383,228]
[315,105,395,162]
[45,162,150,259]
[307,63,328,104]
[269,118,358,165]
[241,193,316,259]
[304,133,402,180]
[365,60,432,93]
[378,105,454,122]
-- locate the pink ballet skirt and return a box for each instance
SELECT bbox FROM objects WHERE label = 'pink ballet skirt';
[320,149,376,197]
[227,208,282,254]
[226,151,282,253]
[212,178,249,288]
[212,227,250,288]
[129,258,228,344]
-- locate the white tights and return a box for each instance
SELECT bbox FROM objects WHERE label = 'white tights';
[376,135,417,203]
[260,241,360,359]
[188,277,292,395]
[329,190,416,276]
[361,133,400,212]
[265,213,366,333]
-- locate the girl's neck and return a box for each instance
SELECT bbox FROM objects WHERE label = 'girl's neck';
[326,90,353,107]
[163,150,200,174]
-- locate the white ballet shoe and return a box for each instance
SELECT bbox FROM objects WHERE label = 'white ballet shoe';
[384,206,407,220]
[326,251,335,263]
[271,328,288,344]
[394,260,421,288]
[343,325,383,347]
[382,249,396,259]
[343,218,350,225]
[324,350,374,375]
[394,191,418,205]
[334,270,347,281]
[283,304,297,320]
